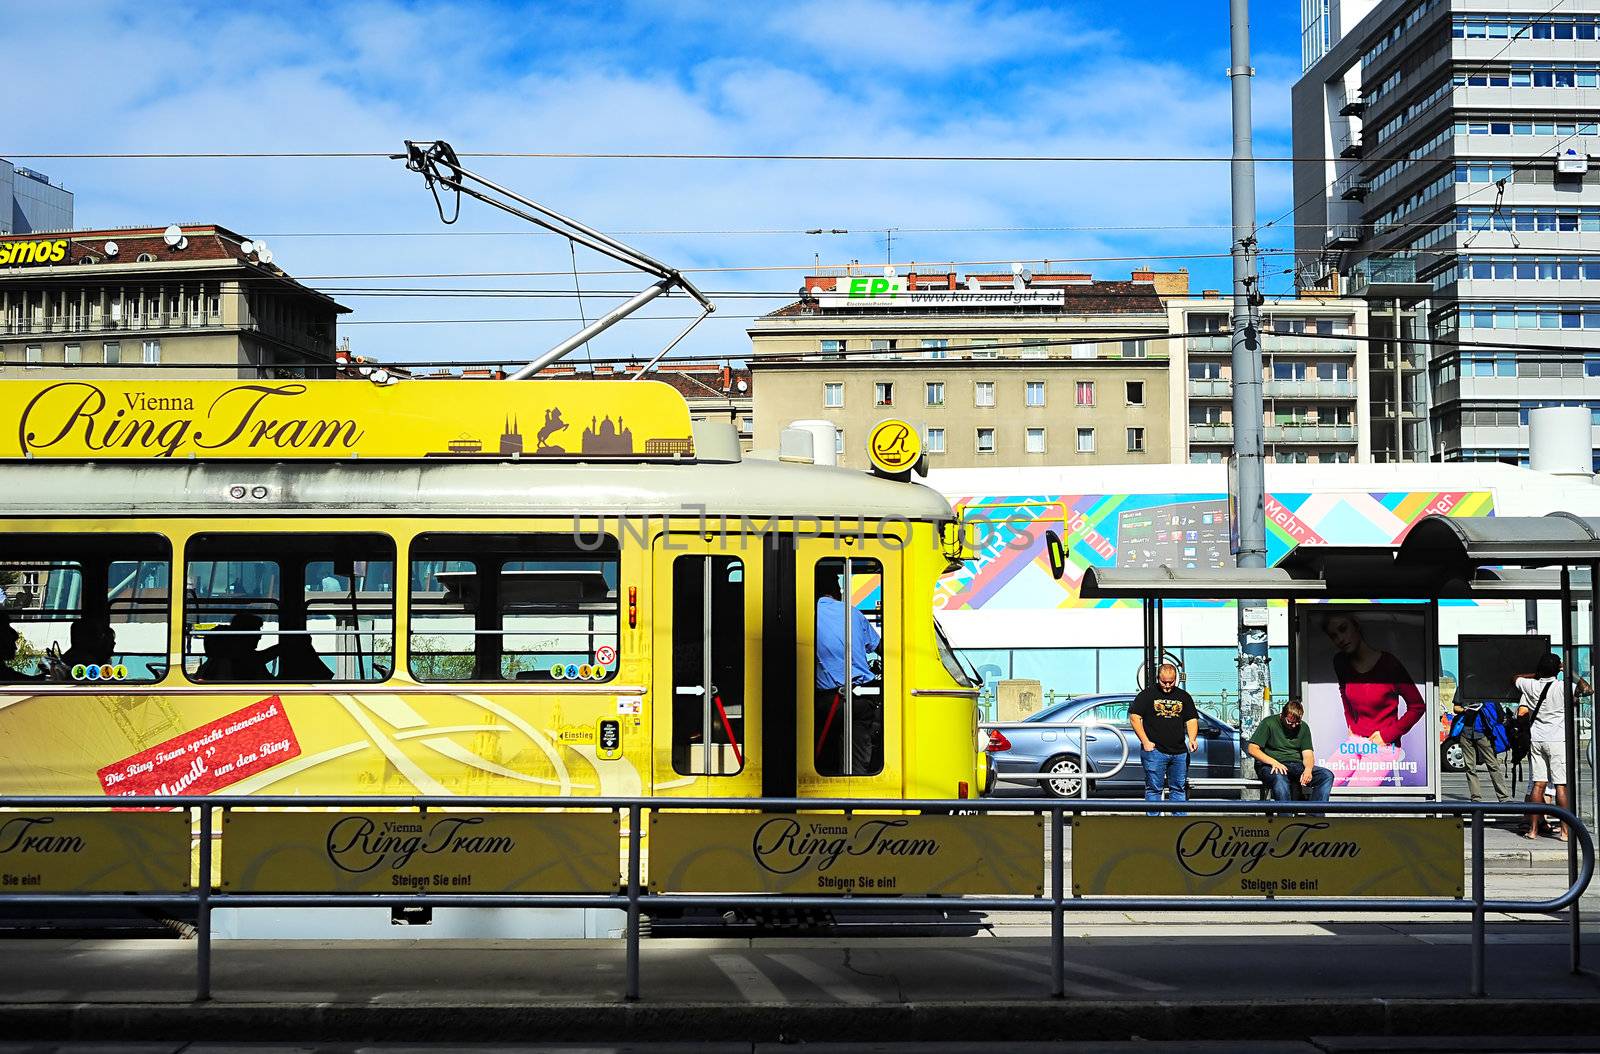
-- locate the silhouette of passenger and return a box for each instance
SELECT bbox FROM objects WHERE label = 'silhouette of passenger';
[274,634,333,680]
[195,613,273,681]
[59,619,117,672]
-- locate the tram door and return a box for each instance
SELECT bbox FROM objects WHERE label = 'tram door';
[797,539,901,796]
[651,537,763,792]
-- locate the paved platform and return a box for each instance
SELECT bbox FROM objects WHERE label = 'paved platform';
[1,920,1596,1044]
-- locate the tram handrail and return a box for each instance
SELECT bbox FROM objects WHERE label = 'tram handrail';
[980,719,1133,794]
[0,794,1589,1004]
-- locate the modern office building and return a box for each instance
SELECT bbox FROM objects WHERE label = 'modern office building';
[0,160,73,236]
[1293,0,1600,466]
[1169,296,1371,464]
[0,224,348,378]
[748,268,1185,468]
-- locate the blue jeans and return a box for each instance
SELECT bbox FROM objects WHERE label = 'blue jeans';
[1255,760,1333,803]
[1142,749,1189,815]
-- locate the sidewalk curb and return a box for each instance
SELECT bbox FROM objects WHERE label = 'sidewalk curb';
[4,998,1599,1043]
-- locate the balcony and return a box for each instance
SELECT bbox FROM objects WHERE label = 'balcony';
[1338,95,1366,117]
[0,311,224,337]
[1324,225,1364,249]
[1189,424,1233,444]
[1349,256,1431,301]
[1267,422,1357,444]
[1338,176,1371,202]
[1263,379,1356,399]
[1338,137,1364,159]
[1187,335,1233,354]
[1187,378,1232,398]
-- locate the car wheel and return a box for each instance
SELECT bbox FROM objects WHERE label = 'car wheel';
[1442,737,1465,773]
[1042,754,1090,799]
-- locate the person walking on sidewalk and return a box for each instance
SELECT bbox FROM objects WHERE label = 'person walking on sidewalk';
[1130,662,1197,815]
[1450,696,1511,805]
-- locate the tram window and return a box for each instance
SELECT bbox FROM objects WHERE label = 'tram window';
[409,533,619,682]
[813,557,885,777]
[183,534,395,682]
[0,534,171,684]
[670,555,745,776]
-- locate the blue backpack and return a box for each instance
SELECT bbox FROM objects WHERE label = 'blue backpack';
[1451,701,1511,755]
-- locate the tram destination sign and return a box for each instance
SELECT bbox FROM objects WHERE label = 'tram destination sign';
[0,812,191,893]
[649,813,1044,896]
[1073,816,1463,898]
[0,380,696,461]
[223,811,619,893]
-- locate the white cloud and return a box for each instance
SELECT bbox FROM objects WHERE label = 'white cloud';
[771,0,1109,71]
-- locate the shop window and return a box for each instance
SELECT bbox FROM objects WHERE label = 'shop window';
[1,534,171,683]
[409,533,617,682]
[186,534,395,682]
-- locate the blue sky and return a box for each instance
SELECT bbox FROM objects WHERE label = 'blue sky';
[7,0,1306,369]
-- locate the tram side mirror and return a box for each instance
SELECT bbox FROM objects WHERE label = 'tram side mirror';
[941,518,978,572]
[1044,530,1067,581]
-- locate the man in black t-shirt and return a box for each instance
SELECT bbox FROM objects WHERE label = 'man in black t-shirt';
[1129,662,1198,815]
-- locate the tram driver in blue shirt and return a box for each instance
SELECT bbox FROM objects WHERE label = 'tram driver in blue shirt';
[814,567,883,775]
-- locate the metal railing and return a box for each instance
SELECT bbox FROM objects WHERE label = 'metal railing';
[980,720,1131,797]
[0,795,1589,1004]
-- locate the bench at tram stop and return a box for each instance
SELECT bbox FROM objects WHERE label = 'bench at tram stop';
[1187,775,1302,803]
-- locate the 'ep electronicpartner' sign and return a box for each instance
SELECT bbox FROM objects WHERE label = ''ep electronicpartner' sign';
[817,278,1066,309]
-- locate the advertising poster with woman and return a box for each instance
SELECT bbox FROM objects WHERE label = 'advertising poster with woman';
[1301,606,1434,794]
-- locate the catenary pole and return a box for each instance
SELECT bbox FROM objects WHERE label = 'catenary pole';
[1229,0,1270,723]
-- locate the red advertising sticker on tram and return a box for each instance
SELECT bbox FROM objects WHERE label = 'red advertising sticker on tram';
[595,645,616,666]
[97,696,302,797]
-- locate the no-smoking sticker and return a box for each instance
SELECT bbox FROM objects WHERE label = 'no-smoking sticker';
[595,645,617,666]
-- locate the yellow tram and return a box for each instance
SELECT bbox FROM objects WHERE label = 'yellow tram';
[0,378,985,806]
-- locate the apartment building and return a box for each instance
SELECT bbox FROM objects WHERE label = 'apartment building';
[0,225,348,378]
[748,268,1183,468]
[1293,0,1600,466]
[1170,297,1372,464]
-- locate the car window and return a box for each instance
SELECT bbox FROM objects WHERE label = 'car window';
[1086,700,1131,724]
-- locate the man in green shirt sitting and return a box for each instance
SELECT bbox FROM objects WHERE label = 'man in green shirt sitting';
[1247,699,1334,802]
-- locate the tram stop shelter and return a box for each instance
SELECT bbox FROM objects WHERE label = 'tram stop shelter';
[1080,511,1597,877]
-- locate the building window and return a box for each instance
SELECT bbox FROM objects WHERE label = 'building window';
[1025,381,1046,407]
[1075,380,1095,407]
[1020,341,1048,359]
[24,345,43,368]
[1121,340,1146,358]
[970,338,999,359]
[1072,343,1096,360]
[921,338,949,359]
[824,382,844,408]
[1076,427,1095,453]
[871,339,898,360]
[926,427,946,453]
[835,428,845,455]
[976,428,996,454]
[1126,380,1145,405]
[1127,427,1146,452]
[142,340,161,364]
[874,382,894,406]
[103,341,121,365]
[925,381,945,406]
[975,381,995,407]
[64,343,81,365]
[1026,427,1046,454]
[820,339,846,359]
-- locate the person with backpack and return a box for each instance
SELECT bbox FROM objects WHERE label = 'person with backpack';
[1450,694,1511,804]
[1513,653,1590,841]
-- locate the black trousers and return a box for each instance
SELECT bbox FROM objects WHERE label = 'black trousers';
[815,688,881,775]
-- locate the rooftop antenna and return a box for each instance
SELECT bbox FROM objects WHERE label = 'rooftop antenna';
[397,140,715,381]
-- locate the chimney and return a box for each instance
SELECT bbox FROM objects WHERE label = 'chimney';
[1202,289,1221,299]
[1131,268,1155,283]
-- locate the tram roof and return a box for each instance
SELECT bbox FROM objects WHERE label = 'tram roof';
[0,458,955,522]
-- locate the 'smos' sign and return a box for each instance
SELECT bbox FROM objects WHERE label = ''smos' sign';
[1073,816,1463,898]
[223,812,618,893]
[650,813,1044,896]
